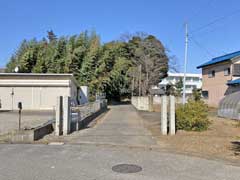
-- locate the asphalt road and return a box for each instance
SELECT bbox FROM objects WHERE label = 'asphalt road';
[0,104,240,179]
[0,144,240,180]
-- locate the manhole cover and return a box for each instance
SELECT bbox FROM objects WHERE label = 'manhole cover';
[112,164,142,173]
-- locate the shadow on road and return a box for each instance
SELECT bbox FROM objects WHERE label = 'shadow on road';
[108,100,131,106]
[70,108,110,133]
[231,141,240,155]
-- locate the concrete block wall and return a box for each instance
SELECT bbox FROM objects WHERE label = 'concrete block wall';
[56,98,108,135]
[153,96,182,104]
[131,96,152,111]
[153,96,161,104]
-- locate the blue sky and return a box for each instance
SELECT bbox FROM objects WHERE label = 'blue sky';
[0,0,240,73]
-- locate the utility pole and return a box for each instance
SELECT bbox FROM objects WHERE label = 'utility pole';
[182,23,188,104]
[132,77,134,96]
[139,64,142,96]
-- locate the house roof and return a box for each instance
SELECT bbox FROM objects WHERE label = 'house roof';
[0,73,80,87]
[227,78,240,85]
[197,50,240,69]
[0,73,73,77]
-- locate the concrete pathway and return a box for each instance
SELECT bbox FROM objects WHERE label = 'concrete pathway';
[68,104,157,146]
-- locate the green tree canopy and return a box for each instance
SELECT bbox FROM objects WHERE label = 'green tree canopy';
[5,31,169,100]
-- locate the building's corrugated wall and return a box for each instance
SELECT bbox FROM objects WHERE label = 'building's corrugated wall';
[0,86,70,110]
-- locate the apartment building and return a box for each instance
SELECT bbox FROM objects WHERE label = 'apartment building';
[158,72,202,95]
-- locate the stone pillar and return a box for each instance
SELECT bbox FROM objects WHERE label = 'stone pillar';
[63,96,71,135]
[148,95,153,112]
[169,95,176,135]
[55,96,63,136]
[76,111,81,131]
[161,95,168,135]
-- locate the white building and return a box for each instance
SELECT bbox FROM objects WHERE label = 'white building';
[158,72,202,95]
[0,73,88,110]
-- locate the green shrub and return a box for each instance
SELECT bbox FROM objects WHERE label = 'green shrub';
[176,100,211,131]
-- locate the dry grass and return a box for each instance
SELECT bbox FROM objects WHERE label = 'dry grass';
[140,108,240,164]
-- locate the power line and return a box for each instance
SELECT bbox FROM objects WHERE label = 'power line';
[187,0,216,23]
[189,36,214,58]
[187,6,240,59]
[190,8,240,35]
[189,20,228,39]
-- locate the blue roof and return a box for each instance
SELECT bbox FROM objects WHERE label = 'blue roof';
[197,50,240,69]
[227,78,240,85]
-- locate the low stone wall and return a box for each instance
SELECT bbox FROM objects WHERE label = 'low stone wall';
[153,96,161,104]
[2,120,54,143]
[70,100,108,132]
[131,96,153,111]
[1,99,108,143]
[132,96,182,112]
[55,98,108,136]
[33,121,54,140]
[153,96,182,104]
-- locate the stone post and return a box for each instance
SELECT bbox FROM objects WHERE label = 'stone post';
[169,95,176,135]
[55,96,63,136]
[161,95,168,135]
[76,111,81,131]
[63,96,71,135]
[148,95,153,112]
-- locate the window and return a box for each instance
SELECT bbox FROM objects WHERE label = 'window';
[208,70,215,78]
[192,77,199,82]
[224,68,230,76]
[202,91,208,99]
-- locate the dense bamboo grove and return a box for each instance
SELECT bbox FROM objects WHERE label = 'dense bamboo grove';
[6,30,168,100]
